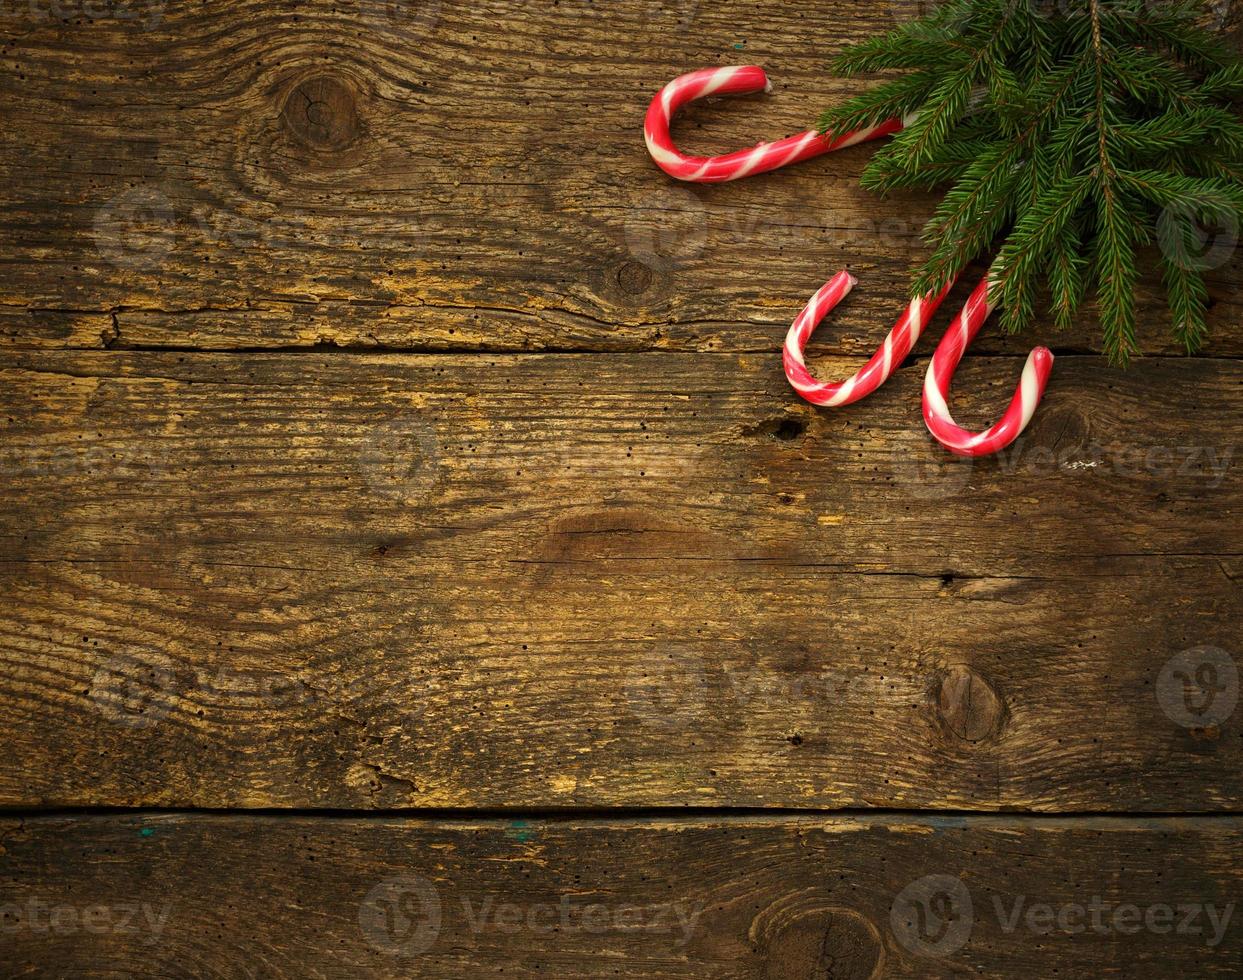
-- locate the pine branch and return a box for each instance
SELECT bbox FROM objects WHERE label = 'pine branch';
[818,71,941,140]
[1049,219,1090,331]
[1095,180,1141,363]
[1162,252,1211,351]
[995,173,1094,330]
[819,0,1243,363]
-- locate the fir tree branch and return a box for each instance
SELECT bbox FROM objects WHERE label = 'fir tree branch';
[821,0,1243,362]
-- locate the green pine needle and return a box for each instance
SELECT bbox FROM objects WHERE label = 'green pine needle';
[819,0,1243,363]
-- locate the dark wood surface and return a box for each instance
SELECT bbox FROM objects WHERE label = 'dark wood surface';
[1,0,1240,976]
[3,813,1242,978]
[0,350,1239,813]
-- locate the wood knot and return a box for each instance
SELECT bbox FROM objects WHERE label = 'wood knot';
[743,414,809,442]
[1030,402,1092,458]
[281,75,361,151]
[614,260,655,296]
[938,664,1006,743]
[763,908,883,980]
[597,258,669,310]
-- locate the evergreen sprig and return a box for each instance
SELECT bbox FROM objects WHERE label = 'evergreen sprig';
[819,0,1243,363]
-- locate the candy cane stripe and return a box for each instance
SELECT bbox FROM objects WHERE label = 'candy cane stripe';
[644,66,907,183]
[782,273,957,409]
[921,275,1055,458]
[644,65,1057,457]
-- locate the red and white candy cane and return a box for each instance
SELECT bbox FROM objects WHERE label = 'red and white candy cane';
[644,65,1056,456]
[783,272,956,407]
[644,66,908,183]
[922,274,1055,457]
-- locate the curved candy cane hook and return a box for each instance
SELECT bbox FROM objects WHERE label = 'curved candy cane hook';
[922,275,1055,457]
[643,66,1057,458]
[644,66,907,183]
[784,272,957,407]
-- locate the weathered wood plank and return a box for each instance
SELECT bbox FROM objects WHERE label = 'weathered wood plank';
[2,0,1241,355]
[0,350,1238,809]
[1,813,1240,977]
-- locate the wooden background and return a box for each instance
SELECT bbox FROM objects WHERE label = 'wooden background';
[1,0,1240,975]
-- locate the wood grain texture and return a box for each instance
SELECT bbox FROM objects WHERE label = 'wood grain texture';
[2,2,1241,976]
[2,813,1241,977]
[1,350,1238,809]
[2,0,1242,355]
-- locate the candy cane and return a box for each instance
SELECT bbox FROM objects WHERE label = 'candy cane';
[922,274,1055,457]
[644,66,1056,457]
[784,272,957,407]
[644,66,908,183]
